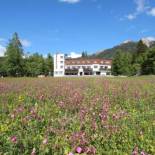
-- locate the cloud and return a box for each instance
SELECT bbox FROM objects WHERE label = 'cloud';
[59,0,80,4]
[143,36,155,41]
[135,0,147,12]
[68,52,82,58]
[147,7,155,16]
[0,38,6,43]
[0,45,6,57]
[125,0,155,20]
[126,14,137,20]
[20,39,31,47]
[126,0,148,20]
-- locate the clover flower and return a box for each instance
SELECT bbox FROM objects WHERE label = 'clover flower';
[76,147,82,154]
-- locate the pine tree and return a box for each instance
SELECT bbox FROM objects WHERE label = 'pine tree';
[133,40,148,75]
[5,33,24,76]
[112,50,133,76]
[141,48,155,75]
[137,40,148,55]
[45,53,53,76]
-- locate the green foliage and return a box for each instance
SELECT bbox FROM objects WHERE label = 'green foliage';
[132,40,149,75]
[96,42,138,59]
[0,33,54,77]
[141,48,155,75]
[0,57,6,76]
[82,51,88,58]
[44,53,54,76]
[4,33,24,76]
[24,53,45,76]
[112,51,133,76]
[0,77,155,154]
[136,40,148,55]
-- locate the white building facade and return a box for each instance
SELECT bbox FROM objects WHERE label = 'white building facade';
[54,53,112,77]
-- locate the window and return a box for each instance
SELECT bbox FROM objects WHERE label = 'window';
[94,66,98,68]
[60,56,64,59]
[55,71,58,74]
[60,65,64,69]
[60,61,63,64]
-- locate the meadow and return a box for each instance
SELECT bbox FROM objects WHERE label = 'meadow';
[0,76,155,155]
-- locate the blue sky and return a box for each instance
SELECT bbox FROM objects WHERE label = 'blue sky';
[0,0,155,56]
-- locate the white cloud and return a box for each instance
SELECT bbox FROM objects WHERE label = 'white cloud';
[0,38,6,42]
[143,36,155,41]
[126,0,148,20]
[147,7,155,16]
[20,39,31,47]
[0,45,6,57]
[125,0,155,20]
[59,0,80,4]
[126,14,137,20]
[68,52,81,58]
[135,0,146,12]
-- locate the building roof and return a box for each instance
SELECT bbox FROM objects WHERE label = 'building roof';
[65,58,112,65]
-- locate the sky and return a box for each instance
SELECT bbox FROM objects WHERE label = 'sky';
[0,0,155,57]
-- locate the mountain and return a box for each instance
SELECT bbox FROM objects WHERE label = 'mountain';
[141,37,155,48]
[93,38,155,59]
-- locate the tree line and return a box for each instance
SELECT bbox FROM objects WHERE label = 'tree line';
[112,40,155,76]
[0,33,154,77]
[0,33,53,77]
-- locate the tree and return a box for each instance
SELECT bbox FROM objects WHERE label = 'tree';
[0,57,7,76]
[24,53,45,77]
[44,53,53,76]
[132,40,148,75]
[136,40,148,55]
[112,50,133,76]
[82,51,88,58]
[4,33,24,76]
[141,48,155,75]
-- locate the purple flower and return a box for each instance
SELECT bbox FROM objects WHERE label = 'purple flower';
[76,147,82,154]
[68,152,74,155]
[132,146,138,155]
[141,150,147,155]
[10,136,17,143]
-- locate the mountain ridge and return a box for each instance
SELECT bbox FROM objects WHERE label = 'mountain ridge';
[93,38,155,59]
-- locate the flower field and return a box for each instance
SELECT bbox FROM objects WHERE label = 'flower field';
[0,77,155,155]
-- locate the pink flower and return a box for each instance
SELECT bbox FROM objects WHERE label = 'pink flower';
[42,138,48,145]
[76,147,82,154]
[141,150,147,155]
[68,153,74,155]
[132,146,138,155]
[31,148,36,155]
[10,136,17,143]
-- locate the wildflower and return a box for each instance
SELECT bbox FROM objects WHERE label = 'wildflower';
[42,138,48,145]
[132,146,138,155]
[10,113,15,119]
[76,147,82,154]
[141,150,147,155]
[68,152,74,155]
[10,136,17,144]
[31,148,36,155]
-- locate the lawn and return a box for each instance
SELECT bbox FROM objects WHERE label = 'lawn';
[0,76,155,155]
